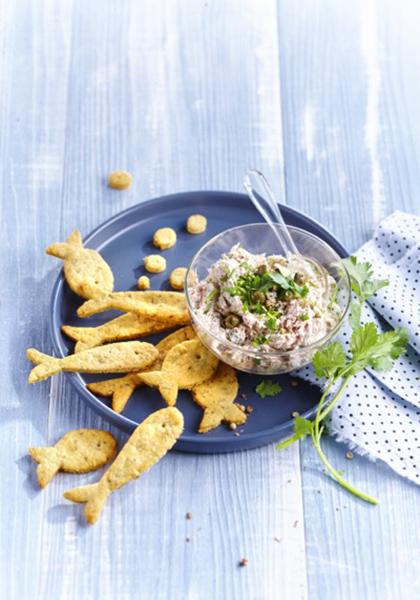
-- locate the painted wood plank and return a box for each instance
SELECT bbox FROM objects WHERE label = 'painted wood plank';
[276,0,420,598]
[1,1,308,599]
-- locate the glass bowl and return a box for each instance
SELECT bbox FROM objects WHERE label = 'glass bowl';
[185,223,351,375]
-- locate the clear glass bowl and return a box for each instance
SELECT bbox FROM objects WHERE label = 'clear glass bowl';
[185,223,351,374]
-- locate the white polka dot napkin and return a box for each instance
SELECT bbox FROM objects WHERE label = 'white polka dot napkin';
[297,211,420,484]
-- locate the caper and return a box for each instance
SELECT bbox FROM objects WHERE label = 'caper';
[223,314,241,328]
[294,272,305,284]
[251,291,266,304]
[257,264,268,275]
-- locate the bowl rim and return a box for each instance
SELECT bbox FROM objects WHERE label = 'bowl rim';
[185,222,351,360]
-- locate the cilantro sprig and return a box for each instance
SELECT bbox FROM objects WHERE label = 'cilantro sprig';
[277,256,408,505]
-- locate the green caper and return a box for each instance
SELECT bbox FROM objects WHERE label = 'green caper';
[251,291,266,304]
[223,314,241,328]
[257,264,268,275]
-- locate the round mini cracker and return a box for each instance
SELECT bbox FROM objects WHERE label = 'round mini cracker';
[137,275,151,290]
[186,214,207,234]
[144,254,166,273]
[153,227,177,250]
[169,267,187,290]
[107,170,132,190]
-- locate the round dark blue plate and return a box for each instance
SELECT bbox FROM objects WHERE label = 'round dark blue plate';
[50,191,347,452]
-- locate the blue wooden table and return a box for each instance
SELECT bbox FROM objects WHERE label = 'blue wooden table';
[1,1,419,598]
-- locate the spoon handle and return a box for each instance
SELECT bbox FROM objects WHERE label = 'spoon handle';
[243,169,299,257]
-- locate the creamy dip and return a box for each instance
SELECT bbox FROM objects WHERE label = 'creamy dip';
[190,244,340,360]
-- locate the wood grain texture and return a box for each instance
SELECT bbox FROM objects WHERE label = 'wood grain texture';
[276,1,420,599]
[1,1,306,599]
[1,0,419,599]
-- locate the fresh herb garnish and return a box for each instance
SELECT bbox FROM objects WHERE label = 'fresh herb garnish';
[252,333,269,347]
[256,380,283,398]
[299,314,309,321]
[276,256,408,505]
[226,267,309,314]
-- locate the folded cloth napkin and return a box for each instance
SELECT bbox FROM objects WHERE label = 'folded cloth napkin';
[297,211,420,484]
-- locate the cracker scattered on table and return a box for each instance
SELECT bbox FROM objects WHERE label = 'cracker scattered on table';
[186,214,207,234]
[29,429,117,488]
[139,339,218,406]
[108,170,132,190]
[27,341,158,384]
[64,407,184,524]
[169,267,187,290]
[87,326,197,413]
[62,312,181,353]
[137,275,151,290]
[77,290,189,323]
[192,363,246,433]
[153,227,177,250]
[144,254,166,273]
[46,230,114,299]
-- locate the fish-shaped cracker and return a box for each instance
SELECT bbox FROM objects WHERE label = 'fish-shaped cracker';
[29,429,117,488]
[77,291,188,322]
[62,312,190,353]
[46,230,114,299]
[87,326,197,413]
[139,339,218,406]
[64,407,184,524]
[26,341,158,384]
[192,363,246,432]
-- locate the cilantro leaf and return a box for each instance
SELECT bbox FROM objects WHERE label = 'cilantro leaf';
[276,416,313,449]
[255,379,283,398]
[313,341,348,379]
[342,256,389,302]
[348,301,362,330]
[349,323,408,374]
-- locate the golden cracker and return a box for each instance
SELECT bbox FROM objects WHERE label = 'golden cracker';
[144,254,166,273]
[169,267,187,290]
[186,214,207,234]
[139,338,218,406]
[62,312,186,353]
[192,363,246,433]
[46,230,114,299]
[64,407,183,524]
[29,429,117,488]
[87,326,197,413]
[153,227,177,250]
[27,341,158,384]
[77,290,188,321]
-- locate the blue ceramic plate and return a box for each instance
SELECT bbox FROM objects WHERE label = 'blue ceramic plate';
[50,191,347,452]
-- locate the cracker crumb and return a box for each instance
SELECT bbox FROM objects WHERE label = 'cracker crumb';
[346,451,354,460]
[273,537,282,543]
[246,405,254,414]
[186,512,192,520]
[240,393,247,400]
[291,411,300,418]
[234,432,240,437]
[239,558,248,568]
[229,423,237,431]
[290,380,299,387]
[108,170,132,190]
